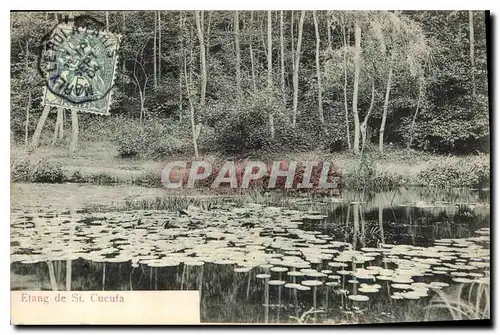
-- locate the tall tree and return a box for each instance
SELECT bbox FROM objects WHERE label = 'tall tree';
[313,11,325,127]
[280,11,286,104]
[23,39,32,145]
[267,10,275,139]
[158,11,162,82]
[352,18,361,155]
[469,11,476,97]
[379,51,394,154]
[195,11,207,106]
[234,11,241,101]
[376,11,429,154]
[361,81,375,152]
[184,15,200,158]
[341,21,351,151]
[291,11,305,128]
[249,12,257,93]
[153,11,157,89]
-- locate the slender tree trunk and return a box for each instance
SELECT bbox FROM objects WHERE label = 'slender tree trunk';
[50,12,63,145]
[313,11,325,126]
[122,12,126,86]
[179,12,184,119]
[469,11,476,97]
[24,90,31,146]
[24,39,31,146]
[52,110,61,145]
[158,11,162,83]
[352,21,361,155]
[195,11,207,106]
[234,11,241,101]
[31,106,50,149]
[291,11,305,128]
[249,12,257,93]
[408,75,425,149]
[267,10,275,139]
[205,11,212,65]
[184,22,199,158]
[105,11,109,32]
[361,81,375,152]
[70,108,79,154]
[327,14,332,50]
[280,11,286,104]
[342,24,351,150]
[379,54,395,154]
[153,11,157,89]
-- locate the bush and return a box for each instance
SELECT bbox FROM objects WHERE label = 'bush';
[112,117,192,159]
[343,152,405,189]
[417,155,490,188]
[31,161,66,183]
[11,158,31,182]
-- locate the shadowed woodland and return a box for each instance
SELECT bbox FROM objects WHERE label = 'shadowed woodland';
[11,11,490,154]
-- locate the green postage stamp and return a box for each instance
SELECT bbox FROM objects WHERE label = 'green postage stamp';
[39,23,121,115]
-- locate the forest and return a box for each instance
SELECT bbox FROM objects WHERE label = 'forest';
[10,10,491,189]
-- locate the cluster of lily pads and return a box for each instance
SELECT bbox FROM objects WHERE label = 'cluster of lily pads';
[11,204,490,307]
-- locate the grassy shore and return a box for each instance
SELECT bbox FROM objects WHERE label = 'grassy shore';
[10,140,490,190]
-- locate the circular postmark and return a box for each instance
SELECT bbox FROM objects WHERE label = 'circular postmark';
[38,16,121,105]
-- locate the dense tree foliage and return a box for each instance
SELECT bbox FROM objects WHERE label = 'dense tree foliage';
[10,10,489,156]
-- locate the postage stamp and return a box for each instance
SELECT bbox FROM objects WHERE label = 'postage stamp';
[39,23,121,115]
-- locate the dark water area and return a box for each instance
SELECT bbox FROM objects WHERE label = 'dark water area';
[10,186,491,324]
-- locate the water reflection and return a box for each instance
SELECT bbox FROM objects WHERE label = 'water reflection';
[10,187,490,324]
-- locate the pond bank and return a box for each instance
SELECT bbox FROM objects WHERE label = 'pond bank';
[10,143,490,190]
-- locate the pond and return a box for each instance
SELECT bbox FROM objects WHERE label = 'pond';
[10,183,490,324]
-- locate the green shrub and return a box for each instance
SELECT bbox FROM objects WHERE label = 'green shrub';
[111,117,192,159]
[343,152,405,189]
[11,158,31,182]
[31,161,66,183]
[132,170,162,188]
[418,155,490,188]
[84,172,118,185]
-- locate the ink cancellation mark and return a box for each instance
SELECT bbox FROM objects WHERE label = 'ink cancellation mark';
[38,21,121,115]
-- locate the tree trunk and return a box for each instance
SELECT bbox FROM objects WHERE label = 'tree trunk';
[24,39,31,146]
[361,81,375,152]
[267,10,274,139]
[205,11,212,65]
[105,11,109,32]
[327,14,332,50]
[31,106,50,149]
[379,55,394,154]
[352,21,361,155]
[313,11,325,126]
[52,109,63,145]
[234,11,241,101]
[342,24,351,151]
[249,12,257,93]
[469,11,476,97]
[184,24,199,158]
[408,74,425,149]
[122,12,126,86]
[179,12,184,119]
[153,11,157,89]
[24,90,31,146]
[280,10,286,104]
[291,11,305,128]
[70,108,79,154]
[158,11,162,82]
[195,11,207,106]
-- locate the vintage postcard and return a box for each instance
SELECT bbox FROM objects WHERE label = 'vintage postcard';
[10,10,490,325]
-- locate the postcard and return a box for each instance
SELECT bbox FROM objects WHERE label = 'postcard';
[10,10,490,325]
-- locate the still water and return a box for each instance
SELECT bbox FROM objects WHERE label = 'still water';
[10,184,490,324]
